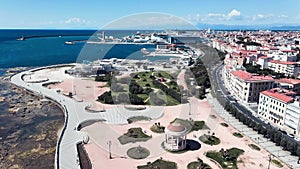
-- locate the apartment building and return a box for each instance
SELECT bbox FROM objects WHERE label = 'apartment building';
[268,60,300,77]
[227,70,274,103]
[285,100,300,137]
[258,88,295,129]
[275,78,300,94]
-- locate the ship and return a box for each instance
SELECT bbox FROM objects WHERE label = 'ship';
[17,36,25,41]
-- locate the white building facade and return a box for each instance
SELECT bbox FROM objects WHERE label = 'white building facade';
[258,89,295,129]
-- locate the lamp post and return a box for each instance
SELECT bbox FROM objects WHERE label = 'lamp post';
[189,102,191,115]
[108,140,112,159]
[268,154,272,169]
[74,86,76,95]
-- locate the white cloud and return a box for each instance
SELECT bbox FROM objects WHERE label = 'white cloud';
[278,15,288,18]
[187,9,242,24]
[257,14,265,19]
[227,9,241,19]
[64,17,87,24]
[208,13,224,17]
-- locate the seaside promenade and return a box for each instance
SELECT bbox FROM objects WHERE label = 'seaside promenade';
[10,65,166,169]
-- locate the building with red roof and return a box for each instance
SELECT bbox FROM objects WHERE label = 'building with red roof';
[268,60,300,77]
[258,88,295,129]
[226,70,274,103]
[275,78,300,94]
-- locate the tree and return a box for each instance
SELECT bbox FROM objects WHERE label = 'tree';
[280,137,287,150]
[267,127,276,140]
[129,80,144,94]
[118,93,129,104]
[287,141,298,155]
[111,83,125,92]
[273,132,282,145]
[296,146,300,157]
[98,91,114,104]
[129,94,145,105]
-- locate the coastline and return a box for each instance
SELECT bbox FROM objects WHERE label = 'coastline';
[0,74,64,169]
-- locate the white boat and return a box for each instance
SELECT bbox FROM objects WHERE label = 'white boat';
[17,36,25,41]
[65,41,75,45]
[141,48,150,55]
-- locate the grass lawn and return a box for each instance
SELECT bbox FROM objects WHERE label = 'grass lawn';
[136,94,149,101]
[165,95,180,106]
[171,118,210,132]
[187,161,212,169]
[248,144,260,151]
[137,159,177,169]
[153,71,174,79]
[118,127,152,145]
[131,71,181,106]
[220,123,229,127]
[232,132,243,138]
[206,148,244,169]
[271,159,283,168]
[127,116,152,124]
[199,134,221,145]
[127,146,150,159]
[209,114,217,119]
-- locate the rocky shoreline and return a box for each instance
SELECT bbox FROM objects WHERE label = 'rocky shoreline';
[0,70,64,169]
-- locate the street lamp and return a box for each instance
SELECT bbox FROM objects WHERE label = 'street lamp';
[74,86,76,95]
[268,154,272,169]
[189,102,191,115]
[107,140,112,159]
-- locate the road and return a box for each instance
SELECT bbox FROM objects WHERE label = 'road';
[210,63,300,168]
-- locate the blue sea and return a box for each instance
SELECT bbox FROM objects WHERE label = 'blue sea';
[0,29,171,75]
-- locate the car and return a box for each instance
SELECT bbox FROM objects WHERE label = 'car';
[287,133,295,138]
[294,137,300,142]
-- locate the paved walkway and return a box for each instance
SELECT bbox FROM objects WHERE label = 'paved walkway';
[206,93,300,169]
[10,67,165,169]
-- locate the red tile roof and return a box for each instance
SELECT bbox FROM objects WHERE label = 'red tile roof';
[281,50,296,53]
[231,70,274,82]
[167,123,186,132]
[269,60,297,65]
[261,89,294,103]
[276,78,300,85]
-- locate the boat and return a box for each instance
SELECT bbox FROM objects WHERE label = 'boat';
[17,36,25,41]
[65,41,75,45]
[141,48,150,55]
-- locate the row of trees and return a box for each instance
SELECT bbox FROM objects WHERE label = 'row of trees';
[185,58,211,99]
[224,102,300,157]
[243,64,285,78]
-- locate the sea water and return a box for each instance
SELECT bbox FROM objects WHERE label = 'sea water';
[0,29,173,74]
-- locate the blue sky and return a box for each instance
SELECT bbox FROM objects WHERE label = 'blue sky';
[1,0,300,29]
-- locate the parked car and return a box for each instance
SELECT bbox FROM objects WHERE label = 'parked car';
[294,137,300,142]
[287,133,295,138]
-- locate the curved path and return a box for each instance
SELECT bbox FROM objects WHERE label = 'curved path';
[10,66,165,169]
